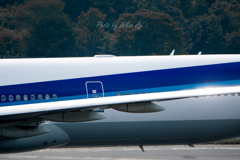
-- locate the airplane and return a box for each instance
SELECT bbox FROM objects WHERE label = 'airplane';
[1,52,240,153]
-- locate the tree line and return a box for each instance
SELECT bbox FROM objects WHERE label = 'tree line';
[0,0,239,58]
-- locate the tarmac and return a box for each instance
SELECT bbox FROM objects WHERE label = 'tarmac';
[1,145,240,160]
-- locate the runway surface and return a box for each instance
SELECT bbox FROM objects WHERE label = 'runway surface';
[1,145,240,160]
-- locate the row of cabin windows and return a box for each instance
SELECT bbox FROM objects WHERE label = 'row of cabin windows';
[117,92,240,97]
[1,94,57,102]
[1,92,240,102]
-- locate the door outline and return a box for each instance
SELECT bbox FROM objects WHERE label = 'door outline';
[85,81,104,98]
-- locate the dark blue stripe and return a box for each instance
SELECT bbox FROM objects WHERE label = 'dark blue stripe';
[1,61,240,104]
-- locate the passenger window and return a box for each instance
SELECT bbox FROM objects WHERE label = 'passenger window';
[53,94,57,100]
[23,94,28,101]
[9,95,13,102]
[31,94,35,101]
[16,95,21,101]
[139,92,142,94]
[124,92,128,95]
[1,95,6,102]
[45,94,50,100]
[131,92,135,95]
[117,92,121,96]
[38,94,43,101]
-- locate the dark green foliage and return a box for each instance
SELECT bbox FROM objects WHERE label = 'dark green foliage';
[88,0,117,33]
[62,0,91,23]
[0,7,27,57]
[209,0,240,33]
[10,0,75,57]
[225,29,240,54]
[0,0,25,7]
[112,0,138,17]
[185,0,240,54]
[0,27,26,57]
[0,0,239,57]
[113,10,185,56]
[185,14,224,54]
[74,8,107,57]
[135,0,185,30]
[180,0,192,18]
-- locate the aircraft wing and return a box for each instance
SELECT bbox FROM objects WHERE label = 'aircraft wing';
[1,85,240,121]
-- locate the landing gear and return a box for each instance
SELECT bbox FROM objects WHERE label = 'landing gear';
[139,144,145,152]
[188,144,195,147]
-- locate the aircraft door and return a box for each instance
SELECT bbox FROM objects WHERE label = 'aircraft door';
[86,81,104,98]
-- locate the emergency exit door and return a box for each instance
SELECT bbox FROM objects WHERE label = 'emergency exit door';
[85,81,104,98]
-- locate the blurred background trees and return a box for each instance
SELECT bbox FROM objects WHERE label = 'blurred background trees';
[9,0,75,57]
[0,0,239,58]
[113,10,185,55]
[74,8,107,57]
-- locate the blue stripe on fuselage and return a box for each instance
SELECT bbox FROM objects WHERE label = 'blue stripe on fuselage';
[1,61,240,105]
